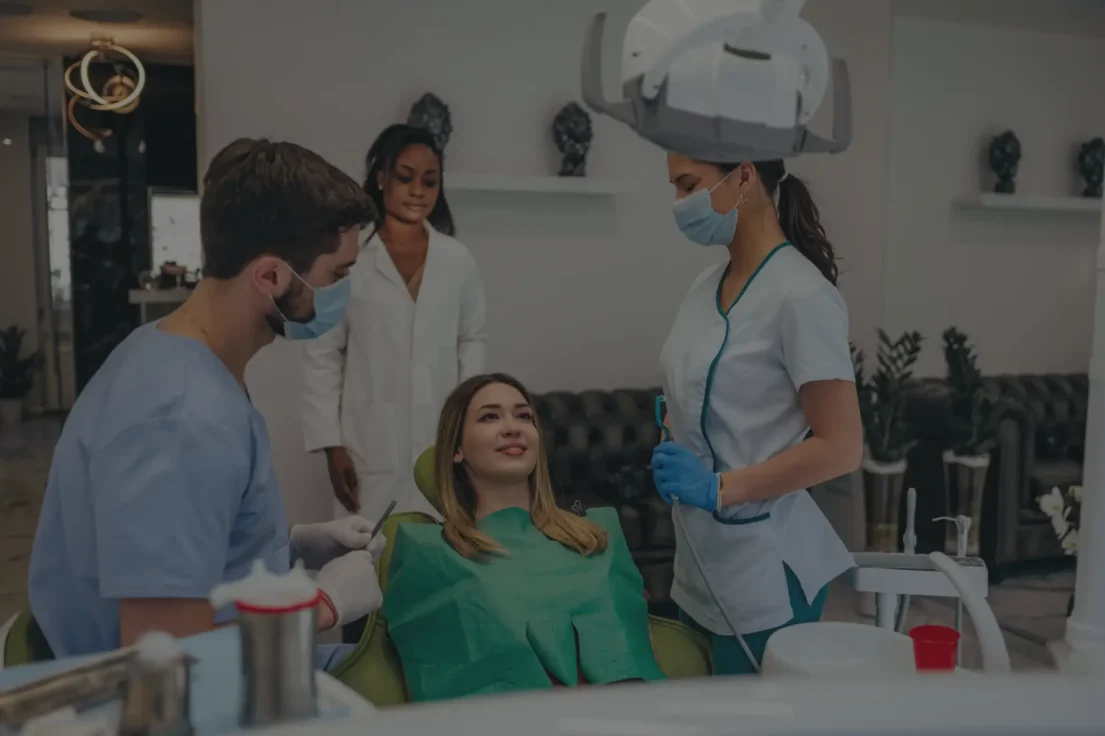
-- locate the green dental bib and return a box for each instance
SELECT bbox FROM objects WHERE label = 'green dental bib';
[383,506,667,702]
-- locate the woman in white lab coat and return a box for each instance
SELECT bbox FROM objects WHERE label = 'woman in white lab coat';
[302,123,487,523]
[652,155,862,675]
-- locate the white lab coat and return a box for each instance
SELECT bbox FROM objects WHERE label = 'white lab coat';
[301,223,487,521]
[661,244,855,635]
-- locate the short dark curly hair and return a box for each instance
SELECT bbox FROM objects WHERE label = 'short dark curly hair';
[200,138,376,279]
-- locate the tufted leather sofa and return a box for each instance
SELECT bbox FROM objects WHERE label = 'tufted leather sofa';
[532,388,678,616]
[902,375,1085,574]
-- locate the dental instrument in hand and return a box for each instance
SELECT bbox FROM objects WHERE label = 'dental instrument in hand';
[370,499,397,542]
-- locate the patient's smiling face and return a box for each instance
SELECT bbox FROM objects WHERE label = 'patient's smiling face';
[454,381,540,485]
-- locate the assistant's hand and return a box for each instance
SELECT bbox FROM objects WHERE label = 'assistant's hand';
[325,446,360,513]
[290,516,387,571]
[651,441,719,512]
[316,549,382,629]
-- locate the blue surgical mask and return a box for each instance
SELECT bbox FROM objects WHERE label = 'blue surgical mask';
[672,171,741,246]
[273,265,351,341]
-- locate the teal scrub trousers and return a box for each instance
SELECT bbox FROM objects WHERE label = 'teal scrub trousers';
[678,565,828,675]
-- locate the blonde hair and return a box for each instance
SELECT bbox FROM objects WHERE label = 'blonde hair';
[436,373,608,561]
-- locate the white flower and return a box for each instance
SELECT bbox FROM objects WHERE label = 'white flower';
[1051,514,1070,539]
[1062,529,1079,556]
[1070,485,1084,503]
[1039,487,1065,518]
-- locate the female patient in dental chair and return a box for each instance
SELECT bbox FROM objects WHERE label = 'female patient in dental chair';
[382,372,668,702]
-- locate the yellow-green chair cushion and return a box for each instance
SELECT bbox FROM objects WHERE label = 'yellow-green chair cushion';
[412,445,440,513]
[332,445,712,705]
[3,607,54,668]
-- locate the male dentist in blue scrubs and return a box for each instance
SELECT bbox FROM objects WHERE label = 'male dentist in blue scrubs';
[28,138,383,670]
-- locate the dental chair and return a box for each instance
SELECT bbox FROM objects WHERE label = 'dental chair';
[1,446,713,704]
[328,445,714,705]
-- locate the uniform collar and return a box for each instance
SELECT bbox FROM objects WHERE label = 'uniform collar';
[368,220,437,289]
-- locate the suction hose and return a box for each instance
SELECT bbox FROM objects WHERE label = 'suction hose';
[671,500,762,673]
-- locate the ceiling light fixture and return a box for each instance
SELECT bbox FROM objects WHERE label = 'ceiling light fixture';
[2,138,12,146]
[70,8,143,24]
[64,38,146,141]
[0,2,31,17]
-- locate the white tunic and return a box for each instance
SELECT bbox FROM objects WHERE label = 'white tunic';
[660,243,855,635]
[301,223,487,521]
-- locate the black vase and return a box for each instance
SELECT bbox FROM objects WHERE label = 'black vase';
[552,102,593,177]
[988,131,1021,194]
[1077,138,1105,198]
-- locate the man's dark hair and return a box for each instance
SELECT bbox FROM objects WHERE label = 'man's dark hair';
[200,138,376,279]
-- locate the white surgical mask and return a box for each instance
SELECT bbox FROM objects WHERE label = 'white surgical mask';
[671,171,740,247]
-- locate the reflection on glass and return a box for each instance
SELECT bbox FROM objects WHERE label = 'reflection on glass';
[149,192,202,275]
[47,156,71,309]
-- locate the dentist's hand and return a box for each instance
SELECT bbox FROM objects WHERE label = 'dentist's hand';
[651,441,719,512]
[290,516,387,571]
[316,549,382,628]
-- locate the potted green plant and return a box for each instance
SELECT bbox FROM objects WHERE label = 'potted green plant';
[0,326,41,428]
[851,329,924,552]
[941,327,998,556]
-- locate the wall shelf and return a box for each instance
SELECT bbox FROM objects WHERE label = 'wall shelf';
[953,193,1102,214]
[446,173,634,196]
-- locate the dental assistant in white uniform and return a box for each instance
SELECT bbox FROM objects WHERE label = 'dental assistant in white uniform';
[652,155,863,675]
[302,124,487,523]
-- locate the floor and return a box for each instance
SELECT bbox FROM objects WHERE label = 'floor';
[0,419,1070,670]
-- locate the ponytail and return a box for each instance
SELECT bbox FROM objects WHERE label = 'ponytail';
[722,160,840,285]
[776,174,838,285]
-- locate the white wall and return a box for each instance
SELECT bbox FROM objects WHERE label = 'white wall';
[0,113,39,381]
[194,0,1105,525]
[194,0,894,523]
[886,15,1105,376]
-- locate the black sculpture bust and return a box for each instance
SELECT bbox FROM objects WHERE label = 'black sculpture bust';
[988,131,1021,194]
[552,102,593,177]
[1078,138,1105,198]
[407,93,453,155]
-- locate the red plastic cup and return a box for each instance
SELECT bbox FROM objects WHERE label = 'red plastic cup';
[909,625,960,671]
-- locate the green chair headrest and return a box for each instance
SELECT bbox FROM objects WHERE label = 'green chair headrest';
[413,445,441,514]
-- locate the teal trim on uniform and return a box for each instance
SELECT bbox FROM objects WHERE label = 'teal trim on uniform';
[698,242,792,473]
[677,563,827,676]
[711,510,771,525]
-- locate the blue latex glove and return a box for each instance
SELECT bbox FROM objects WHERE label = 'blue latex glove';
[650,441,719,512]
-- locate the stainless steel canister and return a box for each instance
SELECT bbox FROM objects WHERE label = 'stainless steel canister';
[117,643,193,736]
[237,602,319,728]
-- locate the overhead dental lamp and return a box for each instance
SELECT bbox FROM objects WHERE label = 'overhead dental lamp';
[580,0,852,162]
